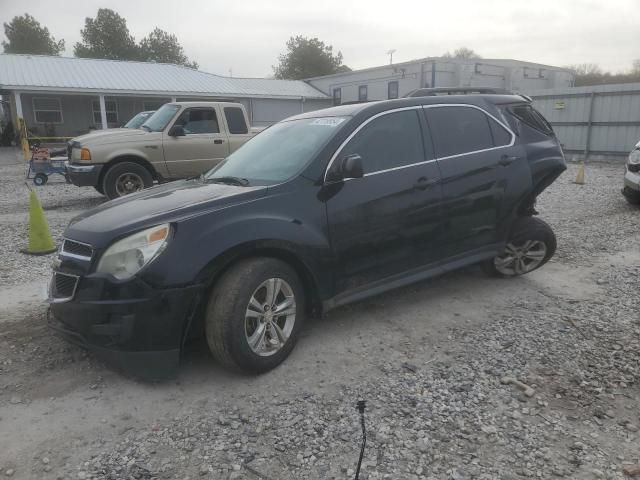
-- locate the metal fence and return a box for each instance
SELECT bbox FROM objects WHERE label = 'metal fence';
[529,82,640,161]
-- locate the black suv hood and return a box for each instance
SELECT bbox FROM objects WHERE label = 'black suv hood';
[65,179,267,248]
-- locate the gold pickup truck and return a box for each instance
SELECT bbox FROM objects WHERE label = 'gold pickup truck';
[66,102,257,199]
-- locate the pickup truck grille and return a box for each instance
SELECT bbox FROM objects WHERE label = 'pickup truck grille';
[61,239,93,260]
[51,272,79,300]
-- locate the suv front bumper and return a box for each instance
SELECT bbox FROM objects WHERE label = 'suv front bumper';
[623,166,640,201]
[48,272,204,378]
[67,163,103,187]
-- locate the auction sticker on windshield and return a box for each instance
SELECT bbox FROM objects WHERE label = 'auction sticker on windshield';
[309,117,346,127]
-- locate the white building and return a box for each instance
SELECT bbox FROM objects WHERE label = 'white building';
[307,57,575,105]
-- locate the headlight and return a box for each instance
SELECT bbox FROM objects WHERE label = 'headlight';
[96,224,171,280]
[629,149,640,165]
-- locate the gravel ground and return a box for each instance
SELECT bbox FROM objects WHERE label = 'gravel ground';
[0,148,104,288]
[0,147,639,480]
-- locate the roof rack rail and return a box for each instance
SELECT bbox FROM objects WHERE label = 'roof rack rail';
[404,87,513,98]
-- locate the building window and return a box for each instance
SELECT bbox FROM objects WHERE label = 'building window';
[388,81,399,99]
[358,85,368,102]
[333,88,342,106]
[33,97,63,124]
[92,98,118,125]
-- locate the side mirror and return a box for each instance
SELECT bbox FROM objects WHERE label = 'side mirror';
[341,154,364,180]
[168,125,185,137]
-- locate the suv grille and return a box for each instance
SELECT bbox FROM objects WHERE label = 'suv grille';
[62,239,93,259]
[51,272,78,299]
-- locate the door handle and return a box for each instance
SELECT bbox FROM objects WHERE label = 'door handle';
[214,139,224,144]
[499,154,519,166]
[414,176,437,190]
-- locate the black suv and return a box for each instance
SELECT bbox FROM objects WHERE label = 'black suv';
[48,93,566,376]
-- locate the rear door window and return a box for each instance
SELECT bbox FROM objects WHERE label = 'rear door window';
[425,106,493,157]
[224,107,249,134]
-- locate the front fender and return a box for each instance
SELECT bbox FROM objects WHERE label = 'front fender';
[142,196,333,299]
[104,147,153,164]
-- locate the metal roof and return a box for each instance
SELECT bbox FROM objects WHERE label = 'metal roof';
[0,54,328,99]
[305,56,572,80]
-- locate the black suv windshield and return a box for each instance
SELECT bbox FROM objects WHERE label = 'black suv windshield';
[141,104,180,132]
[205,116,348,185]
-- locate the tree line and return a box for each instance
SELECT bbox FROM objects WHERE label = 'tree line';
[5,12,639,86]
[2,10,198,68]
[566,62,640,86]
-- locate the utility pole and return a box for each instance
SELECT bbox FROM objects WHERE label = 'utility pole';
[387,49,396,65]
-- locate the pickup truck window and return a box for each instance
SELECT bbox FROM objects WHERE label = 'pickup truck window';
[141,104,180,132]
[206,117,347,185]
[174,108,220,134]
[224,107,249,134]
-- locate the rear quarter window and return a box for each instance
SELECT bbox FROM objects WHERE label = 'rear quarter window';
[509,104,554,135]
[488,118,513,147]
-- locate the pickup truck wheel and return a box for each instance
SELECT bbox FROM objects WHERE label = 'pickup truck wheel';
[94,184,104,195]
[102,162,153,199]
[483,217,556,277]
[205,258,305,373]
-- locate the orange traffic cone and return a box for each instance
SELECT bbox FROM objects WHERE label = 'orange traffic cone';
[21,189,57,255]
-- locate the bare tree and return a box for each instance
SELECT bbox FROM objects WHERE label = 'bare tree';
[442,47,482,59]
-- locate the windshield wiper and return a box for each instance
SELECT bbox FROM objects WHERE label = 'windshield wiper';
[206,176,250,186]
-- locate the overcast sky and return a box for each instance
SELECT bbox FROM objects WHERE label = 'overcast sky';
[1,0,638,77]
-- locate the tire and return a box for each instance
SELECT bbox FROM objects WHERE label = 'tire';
[483,217,556,277]
[33,173,48,186]
[102,162,153,200]
[205,258,305,373]
[622,188,640,205]
[94,184,104,195]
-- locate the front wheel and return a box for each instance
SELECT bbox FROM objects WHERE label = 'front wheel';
[483,217,556,277]
[205,258,305,373]
[102,162,153,200]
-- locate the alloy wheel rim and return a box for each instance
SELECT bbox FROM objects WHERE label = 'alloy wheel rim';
[115,173,144,196]
[244,278,296,357]
[494,240,547,276]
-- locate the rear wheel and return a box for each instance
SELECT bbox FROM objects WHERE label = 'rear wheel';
[94,184,104,194]
[483,217,556,277]
[205,258,305,373]
[102,162,153,200]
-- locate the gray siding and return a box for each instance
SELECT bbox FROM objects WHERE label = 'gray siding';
[19,93,172,137]
[17,94,328,137]
[530,83,640,160]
